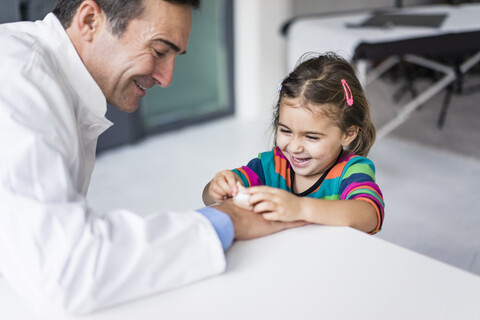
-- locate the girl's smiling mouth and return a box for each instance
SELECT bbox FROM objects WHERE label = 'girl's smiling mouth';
[290,156,311,168]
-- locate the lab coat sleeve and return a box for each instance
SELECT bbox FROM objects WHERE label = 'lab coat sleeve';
[0,65,226,315]
[0,193,227,315]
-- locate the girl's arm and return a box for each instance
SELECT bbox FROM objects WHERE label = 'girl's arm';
[297,197,378,233]
[247,186,378,233]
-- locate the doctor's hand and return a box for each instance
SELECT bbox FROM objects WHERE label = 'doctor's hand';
[213,199,307,240]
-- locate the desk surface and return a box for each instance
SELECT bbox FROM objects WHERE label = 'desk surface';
[1,225,480,319]
[286,4,480,68]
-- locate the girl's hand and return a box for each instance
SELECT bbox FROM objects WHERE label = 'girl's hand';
[206,170,241,204]
[247,186,304,222]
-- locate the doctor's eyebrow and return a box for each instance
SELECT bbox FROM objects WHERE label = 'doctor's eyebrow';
[153,38,187,55]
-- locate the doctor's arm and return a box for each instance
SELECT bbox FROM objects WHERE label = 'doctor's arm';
[0,79,240,315]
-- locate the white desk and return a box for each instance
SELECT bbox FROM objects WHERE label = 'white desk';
[1,225,480,319]
[284,4,480,138]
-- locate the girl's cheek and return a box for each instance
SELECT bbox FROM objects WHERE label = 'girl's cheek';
[276,136,287,149]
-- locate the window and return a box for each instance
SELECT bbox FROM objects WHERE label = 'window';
[141,0,234,134]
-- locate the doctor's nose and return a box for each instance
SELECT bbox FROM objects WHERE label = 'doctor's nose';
[153,57,175,88]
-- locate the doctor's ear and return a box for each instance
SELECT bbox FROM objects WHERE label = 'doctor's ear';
[74,0,106,42]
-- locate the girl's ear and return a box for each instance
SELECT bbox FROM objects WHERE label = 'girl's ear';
[342,126,359,147]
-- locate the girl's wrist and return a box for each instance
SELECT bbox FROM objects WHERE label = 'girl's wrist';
[299,198,322,224]
[297,199,311,222]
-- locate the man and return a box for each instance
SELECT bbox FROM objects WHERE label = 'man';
[0,0,304,315]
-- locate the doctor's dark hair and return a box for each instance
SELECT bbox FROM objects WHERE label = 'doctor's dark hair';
[52,0,200,36]
[274,52,376,157]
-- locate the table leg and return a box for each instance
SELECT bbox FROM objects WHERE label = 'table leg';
[376,51,480,140]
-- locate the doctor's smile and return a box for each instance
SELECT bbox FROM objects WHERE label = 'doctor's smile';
[134,80,149,93]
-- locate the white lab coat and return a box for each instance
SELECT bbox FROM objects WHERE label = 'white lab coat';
[0,14,226,315]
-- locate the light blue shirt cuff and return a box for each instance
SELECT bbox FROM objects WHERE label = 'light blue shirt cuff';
[197,206,234,251]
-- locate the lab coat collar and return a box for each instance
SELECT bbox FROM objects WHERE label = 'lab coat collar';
[41,13,112,134]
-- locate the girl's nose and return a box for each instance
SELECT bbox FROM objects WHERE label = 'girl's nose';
[288,137,304,153]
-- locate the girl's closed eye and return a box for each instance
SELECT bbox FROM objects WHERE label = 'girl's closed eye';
[279,128,291,134]
[306,135,320,141]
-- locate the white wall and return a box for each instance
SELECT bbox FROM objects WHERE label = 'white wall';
[234,0,291,120]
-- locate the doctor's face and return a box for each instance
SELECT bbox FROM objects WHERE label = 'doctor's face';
[90,0,192,113]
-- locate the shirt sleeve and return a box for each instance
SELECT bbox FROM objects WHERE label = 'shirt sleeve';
[196,207,234,251]
[232,157,265,187]
[339,157,385,234]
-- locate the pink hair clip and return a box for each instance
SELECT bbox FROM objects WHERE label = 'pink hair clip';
[341,79,354,106]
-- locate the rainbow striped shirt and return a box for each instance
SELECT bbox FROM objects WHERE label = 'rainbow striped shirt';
[232,147,384,234]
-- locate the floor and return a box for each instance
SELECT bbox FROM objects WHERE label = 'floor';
[88,71,480,277]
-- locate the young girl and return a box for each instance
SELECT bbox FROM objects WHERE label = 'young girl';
[203,52,384,234]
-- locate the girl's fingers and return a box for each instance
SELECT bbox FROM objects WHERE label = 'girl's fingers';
[216,179,231,195]
[249,191,277,207]
[210,182,231,201]
[226,175,238,195]
[215,171,238,196]
[234,181,245,195]
[246,185,274,195]
[210,189,226,203]
[262,212,277,221]
[251,199,277,214]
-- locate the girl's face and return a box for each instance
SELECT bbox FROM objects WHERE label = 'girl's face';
[276,99,355,185]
